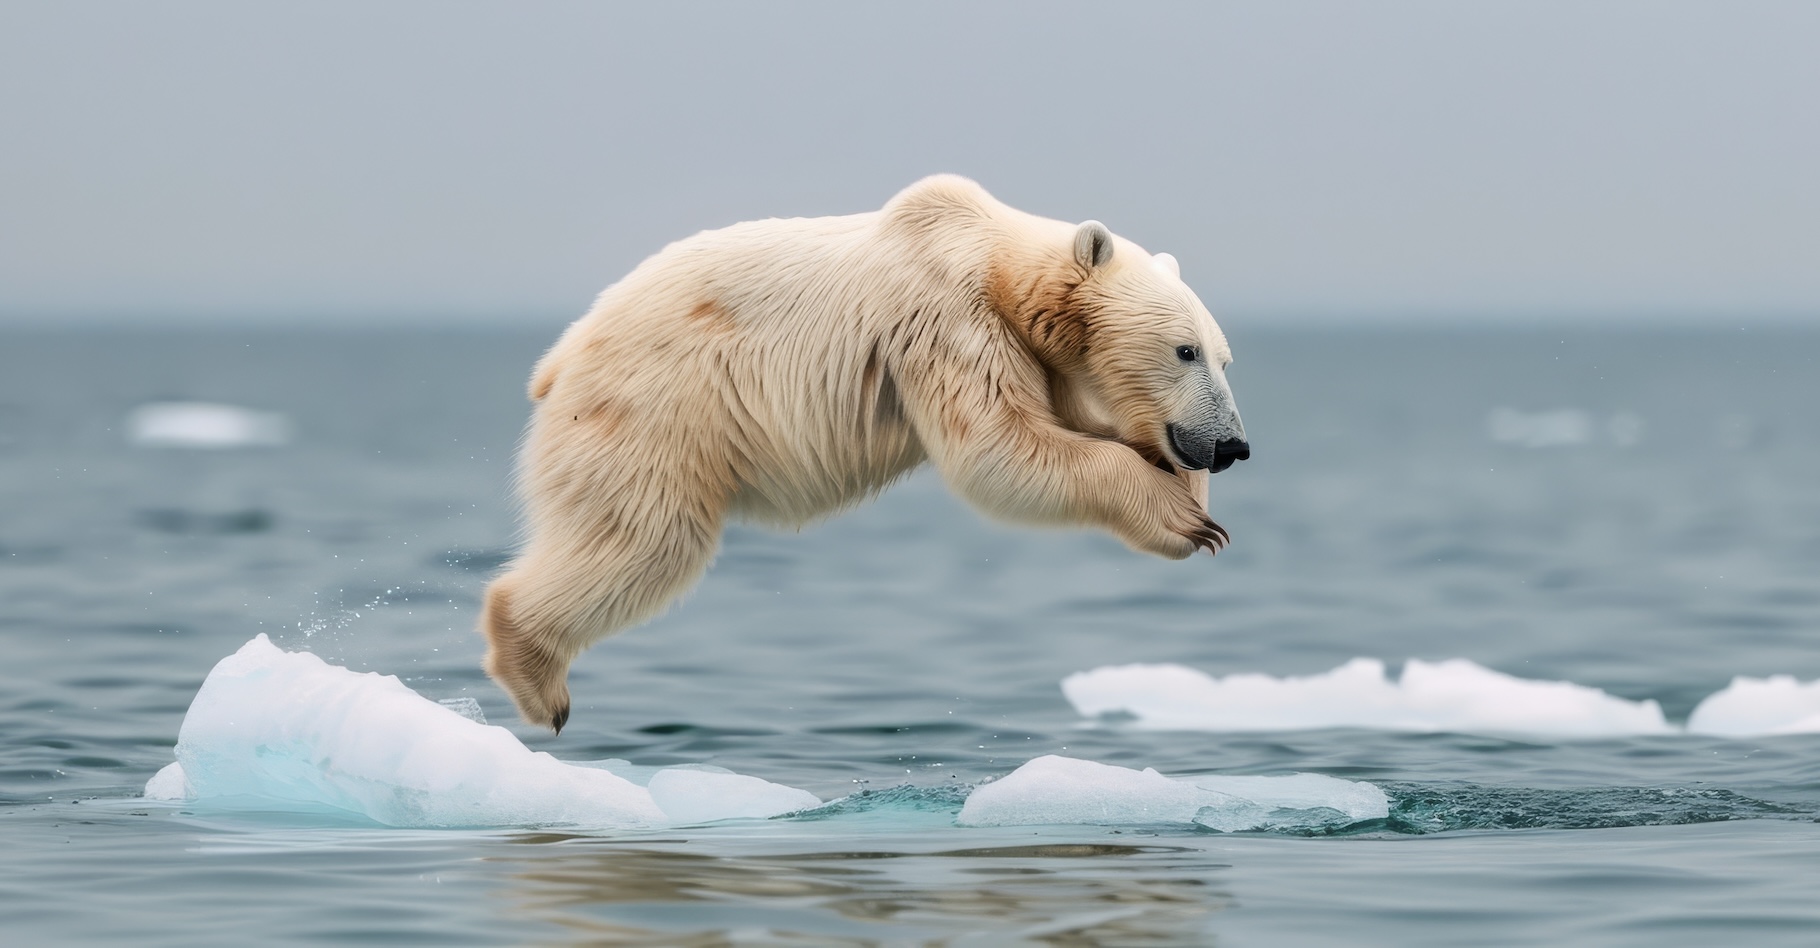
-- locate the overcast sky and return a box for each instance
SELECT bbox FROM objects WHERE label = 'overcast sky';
[2,1,1815,328]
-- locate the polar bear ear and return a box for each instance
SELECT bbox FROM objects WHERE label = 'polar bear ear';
[1153,252,1180,279]
[1073,220,1114,271]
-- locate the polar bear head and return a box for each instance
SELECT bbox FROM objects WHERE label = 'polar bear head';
[996,219,1249,474]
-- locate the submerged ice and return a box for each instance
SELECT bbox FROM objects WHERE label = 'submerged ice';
[1066,660,1820,738]
[144,637,1390,833]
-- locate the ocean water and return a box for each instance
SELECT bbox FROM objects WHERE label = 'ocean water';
[2,325,1818,945]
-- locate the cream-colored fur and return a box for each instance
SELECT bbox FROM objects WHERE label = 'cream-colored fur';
[483,175,1246,731]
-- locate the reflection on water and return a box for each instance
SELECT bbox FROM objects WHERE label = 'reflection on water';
[493,836,1231,944]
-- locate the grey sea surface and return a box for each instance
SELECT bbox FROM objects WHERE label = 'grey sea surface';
[2,326,1818,945]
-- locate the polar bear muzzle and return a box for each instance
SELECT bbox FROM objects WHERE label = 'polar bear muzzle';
[1166,423,1251,474]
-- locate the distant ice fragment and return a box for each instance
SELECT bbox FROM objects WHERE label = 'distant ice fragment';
[1608,411,1646,447]
[1688,674,1820,736]
[1482,408,1647,448]
[143,635,819,828]
[1064,659,1675,738]
[127,401,290,449]
[1487,408,1593,448]
[957,755,1387,832]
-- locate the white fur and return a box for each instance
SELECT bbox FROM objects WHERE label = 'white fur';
[481,175,1245,729]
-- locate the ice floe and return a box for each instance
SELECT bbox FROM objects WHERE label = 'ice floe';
[1688,675,1820,736]
[126,401,290,448]
[958,755,1387,832]
[142,635,812,828]
[1066,660,1820,738]
[1064,659,1675,737]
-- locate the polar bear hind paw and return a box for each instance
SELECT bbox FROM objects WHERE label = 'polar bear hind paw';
[480,581,575,733]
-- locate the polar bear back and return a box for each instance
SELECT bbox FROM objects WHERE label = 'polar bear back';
[528,198,994,527]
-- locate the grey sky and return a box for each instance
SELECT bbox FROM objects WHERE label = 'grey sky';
[2,1,1815,327]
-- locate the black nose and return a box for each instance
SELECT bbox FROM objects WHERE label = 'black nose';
[1209,439,1250,474]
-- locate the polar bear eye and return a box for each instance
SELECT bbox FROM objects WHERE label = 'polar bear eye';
[1175,345,1200,363]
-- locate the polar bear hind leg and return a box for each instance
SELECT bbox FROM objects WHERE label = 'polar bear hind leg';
[481,502,722,733]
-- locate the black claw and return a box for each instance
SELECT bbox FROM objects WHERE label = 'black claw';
[551,705,570,735]
[1190,518,1229,555]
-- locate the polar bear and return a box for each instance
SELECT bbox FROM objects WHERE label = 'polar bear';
[483,175,1249,731]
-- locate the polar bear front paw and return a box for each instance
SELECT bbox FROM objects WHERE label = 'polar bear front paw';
[1180,514,1230,556]
[1155,509,1228,559]
[1122,472,1231,560]
[1164,472,1230,557]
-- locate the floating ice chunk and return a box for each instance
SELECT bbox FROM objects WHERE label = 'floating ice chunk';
[1064,659,1675,738]
[1688,674,1820,736]
[157,635,663,827]
[127,401,290,449]
[960,756,1207,826]
[143,636,820,828]
[957,755,1386,832]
